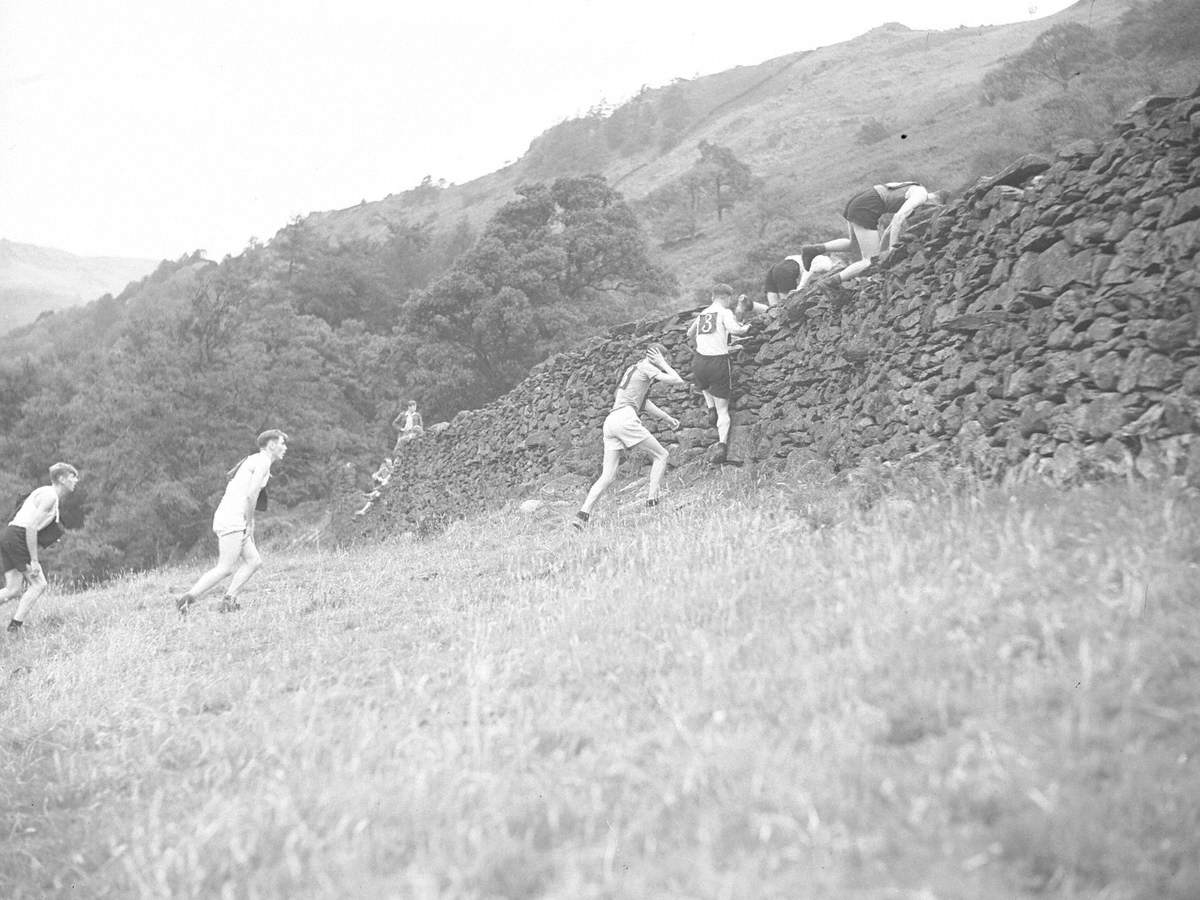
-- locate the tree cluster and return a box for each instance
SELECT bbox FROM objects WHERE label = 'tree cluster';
[970,8,1200,181]
[0,176,669,586]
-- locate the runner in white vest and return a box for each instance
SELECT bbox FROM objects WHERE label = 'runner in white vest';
[176,429,287,615]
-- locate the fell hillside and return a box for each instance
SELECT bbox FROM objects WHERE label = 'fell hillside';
[0,239,159,333]
[3,468,1197,897]
[298,0,1153,299]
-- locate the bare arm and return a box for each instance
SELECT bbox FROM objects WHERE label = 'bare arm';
[642,400,679,427]
[243,457,270,530]
[883,186,929,246]
[722,307,751,337]
[646,348,686,386]
[24,493,56,568]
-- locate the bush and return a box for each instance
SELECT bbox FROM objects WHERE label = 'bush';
[856,118,891,145]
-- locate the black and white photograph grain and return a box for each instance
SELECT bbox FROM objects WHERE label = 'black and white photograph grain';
[2,0,1198,896]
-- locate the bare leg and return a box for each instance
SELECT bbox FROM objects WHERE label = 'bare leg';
[820,237,852,254]
[580,447,623,515]
[224,537,263,598]
[0,569,23,606]
[184,532,247,600]
[634,435,671,502]
[11,569,48,623]
[713,397,732,445]
[835,224,882,282]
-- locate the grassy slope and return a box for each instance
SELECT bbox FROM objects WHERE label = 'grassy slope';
[3,462,1198,898]
[302,0,1142,301]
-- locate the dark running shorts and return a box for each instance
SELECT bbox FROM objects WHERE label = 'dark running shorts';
[843,188,887,230]
[0,525,32,573]
[692,353,733,400]
[764,259,802,294]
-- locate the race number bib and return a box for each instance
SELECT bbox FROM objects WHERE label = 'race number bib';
[697,313,718,335]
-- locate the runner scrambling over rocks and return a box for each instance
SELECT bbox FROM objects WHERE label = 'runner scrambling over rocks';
[574,344,685,528]
[764,253,835,306]
[687,283,751,465]
[801,182,944,299]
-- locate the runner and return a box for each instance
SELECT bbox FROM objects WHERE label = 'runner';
[574,344,685,528]
[175,429,287,614]
[800,182,944,297]
[1,463,78,633]
[392,400,424,453]
[687,283,751,464]
[763,252,835,306]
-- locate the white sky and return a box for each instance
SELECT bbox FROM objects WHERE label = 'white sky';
[1,0,1077,261]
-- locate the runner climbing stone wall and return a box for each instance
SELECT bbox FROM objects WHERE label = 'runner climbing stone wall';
[363,87,1200,536]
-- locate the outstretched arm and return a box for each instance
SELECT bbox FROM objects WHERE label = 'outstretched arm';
[721,307,751,337]
[642,400,679,428]
[882,185,929,248]
[23,492,56,570]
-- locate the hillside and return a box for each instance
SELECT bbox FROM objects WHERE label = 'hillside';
[297,0,1164,301]
[2,468,1197,897]
[0,239,159,333]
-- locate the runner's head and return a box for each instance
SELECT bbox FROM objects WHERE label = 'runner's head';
[406,399,418,411]
[48,462,79,491]
[927,189,950,206]
[257,429,289,460]
[711,283,735,307]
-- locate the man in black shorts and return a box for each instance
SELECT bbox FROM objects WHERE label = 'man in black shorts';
[687,284,751,464]
[763,253,834,306]
[800,182,943,296]
[1,462,78,632]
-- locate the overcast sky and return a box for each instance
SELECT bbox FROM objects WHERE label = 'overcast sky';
[1,0,1077,261]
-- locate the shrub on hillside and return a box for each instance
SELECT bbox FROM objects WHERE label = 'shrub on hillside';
[856,117,891,145]
[1116,0,1200,62]
[979,22,1112,103]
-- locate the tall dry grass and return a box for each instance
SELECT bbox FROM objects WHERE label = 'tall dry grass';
[2,463,1198,898]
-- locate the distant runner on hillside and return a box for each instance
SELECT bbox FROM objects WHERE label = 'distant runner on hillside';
[801,182,945,298]
[175,429,287,615]
[573,344,685,528]
[687,283,751,465]
[1,462,78,633]
[392,401,424,453]
[763,253,835,306]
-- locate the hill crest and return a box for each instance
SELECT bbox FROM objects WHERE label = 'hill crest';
[0,238,159,333]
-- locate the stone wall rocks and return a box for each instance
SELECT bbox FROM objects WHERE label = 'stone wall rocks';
[363,89,1200,536]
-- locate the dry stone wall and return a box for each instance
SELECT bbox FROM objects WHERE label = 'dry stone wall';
[368,88,1200,534]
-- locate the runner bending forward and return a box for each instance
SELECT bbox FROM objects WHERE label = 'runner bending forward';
[574,344,685,527]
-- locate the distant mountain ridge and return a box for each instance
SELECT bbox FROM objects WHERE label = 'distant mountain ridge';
[0,238,159,332]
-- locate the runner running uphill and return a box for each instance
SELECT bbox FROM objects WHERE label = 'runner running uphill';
[574,344,685,528]
[175,430,287,614]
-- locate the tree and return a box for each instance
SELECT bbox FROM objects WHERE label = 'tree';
[404,175,674,416]
[980,23,1111,101]
[1117,0,1200,62]
[690,141,757,222]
